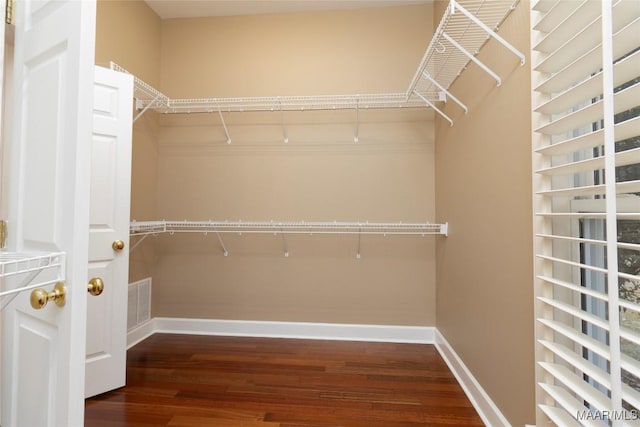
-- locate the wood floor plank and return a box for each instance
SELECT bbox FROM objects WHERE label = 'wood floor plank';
[85,334,484,427]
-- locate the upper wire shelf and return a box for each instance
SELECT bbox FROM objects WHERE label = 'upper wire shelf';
[0,252,66,310]
[111,0,524,127]
[408,0,525,125]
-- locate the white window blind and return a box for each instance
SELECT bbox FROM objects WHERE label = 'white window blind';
[532,1,640,425]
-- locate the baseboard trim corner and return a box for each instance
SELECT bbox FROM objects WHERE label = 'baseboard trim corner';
[434,329,511,427]
[126,318,157,349]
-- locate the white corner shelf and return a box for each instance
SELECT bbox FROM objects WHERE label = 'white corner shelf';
[0,252,66,308]
[111,0,524,129]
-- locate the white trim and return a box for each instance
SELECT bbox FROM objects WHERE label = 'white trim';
[138,317,435,343]
[435,330,511,427]
[126,318,157,349]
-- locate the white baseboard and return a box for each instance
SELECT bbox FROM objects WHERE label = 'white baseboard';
[133,317,435,343]
[435,329,511,427]
[126,318,157,349]
[126,318,508,425]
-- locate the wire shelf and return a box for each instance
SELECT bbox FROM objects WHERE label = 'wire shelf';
[130,220,447,236]
[130,220,447,258]
[0,252,66,301]
[111,0,524,125]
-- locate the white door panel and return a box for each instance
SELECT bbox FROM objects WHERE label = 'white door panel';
[1,0,96,425]
[85,66,133,398]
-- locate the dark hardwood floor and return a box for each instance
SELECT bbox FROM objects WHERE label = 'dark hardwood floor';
[85,334,484,427]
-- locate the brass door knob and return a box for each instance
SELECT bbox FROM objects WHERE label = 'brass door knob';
[30,282,66,310]
[87,277,104,296]
[112,240,125,251]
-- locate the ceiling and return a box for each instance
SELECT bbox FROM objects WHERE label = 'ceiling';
[144,0,431,20]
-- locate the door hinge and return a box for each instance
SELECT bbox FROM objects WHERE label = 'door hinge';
[5,0,15,25]
[0,219,6,249]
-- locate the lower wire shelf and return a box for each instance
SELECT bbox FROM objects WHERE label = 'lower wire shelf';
[130,220,448,236]
[129,220,448,257]
[0,252,66,307]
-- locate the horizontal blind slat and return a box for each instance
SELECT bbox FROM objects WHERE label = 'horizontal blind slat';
[619,326,640,348]
[538,274,608,302]
[538,383,605,427]
[534,0,640,56]
[539,405,586,427]
[537,317,611,361]
[535,82,640,136]
[535,147,640,176]
[536,180,640,198]
[533,0,583,32]
[534,17,640,94]
[536,239,640,253]
[535,49,640,115]
[535,212,640,220]
[534,116,640,156]
[538,297,610,331]
[532,0,557,13]
[539,362,612,412]
[621,354,640,383]
[535,14,602,73]
[622,383,640,410]
[534,1,601,53]
[539,339,612,389]
[536,254,608,274]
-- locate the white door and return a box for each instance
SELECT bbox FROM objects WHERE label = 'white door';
[85,66,133,398]
[1,0,96,426]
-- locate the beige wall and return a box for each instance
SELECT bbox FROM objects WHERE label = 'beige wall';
[433,1,535,425]
[95,0,162,281]
[152,4,437,325]
[160,5,432,98]
[95,0,162,86]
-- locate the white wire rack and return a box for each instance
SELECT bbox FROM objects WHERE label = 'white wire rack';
[130,220,448,257]
[408,0,525,125]
[0,252,66,310]
[111,0,524,130]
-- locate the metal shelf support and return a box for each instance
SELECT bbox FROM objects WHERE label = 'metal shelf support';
[442,32,502,86]
[452,0,526,66]
[422,72,468,114]
[413,90,453,127]
[217,106,232,144]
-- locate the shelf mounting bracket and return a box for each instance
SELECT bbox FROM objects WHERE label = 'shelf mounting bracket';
[213,227,229,256]
[442,32,501,86]
[129,234,150,254]
[422,72,468,114]
[354,97,359,143]
[217,105,232,144]
[280,228,289,257]
[279,100,289,144]
[133,94,161,123]
[452,1,525,66]
[413,90,453,127]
